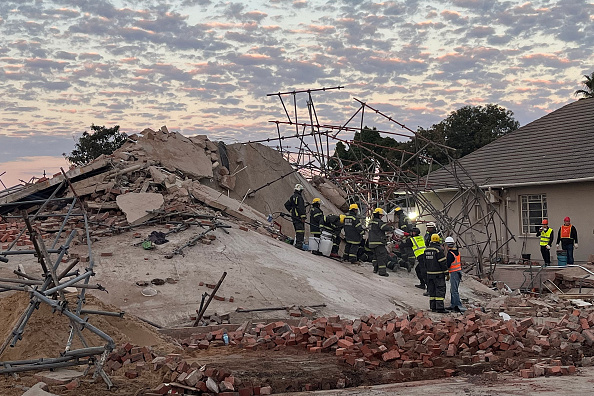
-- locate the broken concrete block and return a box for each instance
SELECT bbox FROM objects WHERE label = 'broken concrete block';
[116,193,164,225]
[149,166,167,184]
[33,369,82,386]
[22,382,59,396]
[219,174,236,191]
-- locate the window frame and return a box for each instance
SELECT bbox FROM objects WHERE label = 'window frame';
[520,194,547,234]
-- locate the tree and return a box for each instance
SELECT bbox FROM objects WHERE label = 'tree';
[64,124,127,166]
[413,104,519,167]
[574,72,594,98]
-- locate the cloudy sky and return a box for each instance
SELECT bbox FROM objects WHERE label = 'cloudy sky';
[0,0,592,186]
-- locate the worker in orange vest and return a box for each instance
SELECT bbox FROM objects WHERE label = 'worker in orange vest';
[556,216,578,265]
[444,236,465,312]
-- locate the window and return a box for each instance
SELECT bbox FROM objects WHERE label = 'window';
[520,194,547,234]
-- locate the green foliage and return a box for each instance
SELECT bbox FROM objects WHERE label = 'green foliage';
[414,104,519,167]
[574,72,594,98]
[64,125,127,166]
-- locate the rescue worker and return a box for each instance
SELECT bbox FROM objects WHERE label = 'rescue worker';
[394,207,411,233]
[424,222,441,245]
[309,198,324,238]
[444,236,465,312]
[424,234,448,313]
[536,219,553,266]
[320,214,345,258]
[410,227,428,295]
[394,207,412,271]
[343,203,364,263]
[368,208,393,277]
[556,217,578,265]
[284,184,306,249]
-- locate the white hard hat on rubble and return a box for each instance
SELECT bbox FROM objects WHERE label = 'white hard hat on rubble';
[294,183,304,191]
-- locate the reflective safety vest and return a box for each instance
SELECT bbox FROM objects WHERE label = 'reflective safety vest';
[539,228,553,246]
[449,252,461,273]
[411,236,426,257]
[560,225,572,239]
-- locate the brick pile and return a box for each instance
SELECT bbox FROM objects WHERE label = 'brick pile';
[180,308,594,379]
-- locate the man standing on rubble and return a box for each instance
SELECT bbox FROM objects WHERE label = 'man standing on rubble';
[320,214,345,258]
[284,184,306,250]
[444,236,465,312]
[410,227,428,295]
[557,216,578,265]
[368,208,394,277]
[309,198,323,238]
[424,234,448,313]
[343,204,364,264]
[536,219,553,266]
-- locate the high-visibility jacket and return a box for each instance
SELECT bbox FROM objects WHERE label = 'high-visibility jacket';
[448,250,461,273]
[539,228,553,246]
[560,225,572,239]
[411,236,426,257]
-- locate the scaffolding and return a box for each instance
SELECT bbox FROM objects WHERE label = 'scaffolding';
[0,174,114,387]
[247,87,515,277]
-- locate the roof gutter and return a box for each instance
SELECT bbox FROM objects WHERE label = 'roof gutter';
[427,175,594,193]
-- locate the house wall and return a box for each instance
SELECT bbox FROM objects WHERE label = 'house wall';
[422,181,594,265]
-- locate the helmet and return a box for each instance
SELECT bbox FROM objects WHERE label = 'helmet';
[412,227,420,235]
[373,208,384,215]
[312,198,321,204]
[564,216,570,222]
[294,184,304,191]
[394,207,402,212]
[445,236,455,244]
[542,219,548,225]
[430,234,440,242]
[349,203,359,211]
[427,222,436,228]
[339,214,346,224]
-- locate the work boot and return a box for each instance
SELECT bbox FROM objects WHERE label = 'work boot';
[434,309,448,314]
[414,284,425,290]
[330,253,340,258]
[379,273,389,277]
[454,306,467,313]
[423,292,430,296]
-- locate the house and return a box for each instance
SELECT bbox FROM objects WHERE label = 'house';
[422,97,594,266]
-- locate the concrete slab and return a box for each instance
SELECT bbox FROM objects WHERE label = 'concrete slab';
[21,382,59,396]
[116,192,164,225]
[33,369,82,385]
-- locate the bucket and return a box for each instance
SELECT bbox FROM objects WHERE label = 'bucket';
[556,250,567,267]
[319,238,333,257]
[321,231,333,240]
[308,237,320,251]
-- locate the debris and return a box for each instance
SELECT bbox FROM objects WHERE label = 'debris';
[116,192,164,225]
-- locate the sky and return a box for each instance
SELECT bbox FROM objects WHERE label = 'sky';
[0,0,592,187]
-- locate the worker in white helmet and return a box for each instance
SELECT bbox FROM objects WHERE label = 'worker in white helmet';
[444,236,465,312]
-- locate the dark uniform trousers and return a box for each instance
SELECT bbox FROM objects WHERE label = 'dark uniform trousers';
[292,219,305,248]
[415,255,427,287]
[345,242,360,262]
[427,274,446,311]
[373,245,389,275]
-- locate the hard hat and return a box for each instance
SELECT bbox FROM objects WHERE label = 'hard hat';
[445,236,455,244]
[427,222,436,228]
[564,216,570,222]
[373,208,384,215]
[542,219,548,225]
[339,214,346,224]
[430,233,440,242]
[349,203,359,211]
[394,207,402,212]
[294,183,304,191]
[312,198,321,204]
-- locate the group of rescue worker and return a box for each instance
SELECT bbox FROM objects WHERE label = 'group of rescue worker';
[284,184,466,313]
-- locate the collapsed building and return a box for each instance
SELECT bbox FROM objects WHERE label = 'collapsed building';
[1,94,594,394]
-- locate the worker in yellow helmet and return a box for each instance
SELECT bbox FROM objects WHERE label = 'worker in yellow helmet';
[309,198,324,238]
[424,234,448,313]
[319,214,344,258]
[343,203,364,263]
[368,208,394,277]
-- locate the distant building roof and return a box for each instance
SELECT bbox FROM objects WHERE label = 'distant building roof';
[426,98,594,190]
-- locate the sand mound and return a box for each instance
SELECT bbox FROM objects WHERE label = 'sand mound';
[0,291,177,362]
